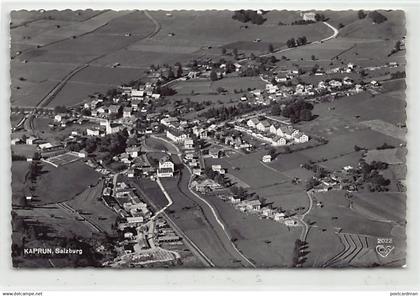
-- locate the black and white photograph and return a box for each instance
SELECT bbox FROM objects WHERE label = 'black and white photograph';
[9,7,408,270]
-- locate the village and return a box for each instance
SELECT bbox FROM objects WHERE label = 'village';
[9,9,407,269]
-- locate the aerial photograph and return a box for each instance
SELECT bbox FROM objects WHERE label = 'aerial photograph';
[9,9,406,268]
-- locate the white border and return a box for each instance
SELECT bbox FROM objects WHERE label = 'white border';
[1,0,419,291]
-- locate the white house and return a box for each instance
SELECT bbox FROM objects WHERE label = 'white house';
[157,156,174,177]
[166,129,188,144]
[274,136,287,146]
[256,120,270,132]
[247,118,259,128]
[294,133,309,143]
[161,117,178,128]
[184,138,194,149]
[262,154,272,163]
[106,122,122,135]
[126,146,140,158]
[123,107,132,118]
[131,89,145,98]
[54,114,66,122]
[87,128,100,136]
[302,11,316,21]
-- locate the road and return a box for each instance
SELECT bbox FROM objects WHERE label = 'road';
[149,135,256,268]
[298,189,315,241]
[321,21,339,42]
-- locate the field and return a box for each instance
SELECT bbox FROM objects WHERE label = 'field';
[66,181,118,234]
[303,190,406,267]
[10,10,156,107]
[208,198,301,267]
[206,150,310,213]
[10,9,335,108]
[11,160,100,206]
[44,152,81,167]
[365,148,406,165]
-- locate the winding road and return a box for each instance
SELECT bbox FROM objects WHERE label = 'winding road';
[149,135,256,268]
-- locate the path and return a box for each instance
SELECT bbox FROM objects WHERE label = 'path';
[298,189,315,241]
[150,135,256,268]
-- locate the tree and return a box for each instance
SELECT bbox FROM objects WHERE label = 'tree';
[167,67,175,80]
[358,10,367,19]
[271,103,282,116]
[233,48,239,59]
[268,43,274,53]
[311,55,316,61]
[299,109,312,121]
[286,38,296,48]
[176,64,183,78]
[210,69,218,81]
[54,105,67,114]
[221,47,227,55]
[394,40,402,51]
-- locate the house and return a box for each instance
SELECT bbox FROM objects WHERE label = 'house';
[131,99,142,111]
[192,168,202,176]
[157,156,174,178]
[126,146,140,158]
[269,124,278,135]
[78,149,88,158]
[187,71,200,79]
[302,11,316,21]
[184,138,194,149]
[11,138,22,145]
[123,107,132,118]
[108,105,121,114]
[247,118,259,128]
[228,195,241,204]
[294,133,309,143]
[191,179,222,193]
[234,63,242,72]
[161,117,178,128]
[274,137,287,146]
[261,207,274,217]
[26,136,37,145]
[256,120,270,132]
[54,113,66,122]
[87,128,100,136]
[166,129,188,144]
[244,199,261,211]
[192,126,208,139]
[209,147,222,159]
[127,169,136,178]
[211,164,225,174]
[131,89,144,98]
[273,212,285,221]
[262,155,272,163]
[106,122,122,134]
[329,80,342,88]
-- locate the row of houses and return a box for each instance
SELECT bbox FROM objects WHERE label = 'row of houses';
[240,117,309,145]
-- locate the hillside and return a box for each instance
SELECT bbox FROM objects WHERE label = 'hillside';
[338,10,406,39]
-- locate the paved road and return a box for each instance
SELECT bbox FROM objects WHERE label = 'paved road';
[149,136,256,268]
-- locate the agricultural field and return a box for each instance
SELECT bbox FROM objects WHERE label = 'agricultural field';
[11,160,101,206]
[206,151,309,213]
[208,198,301,267]
[10,10,156,107]
[66,181,118,235]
